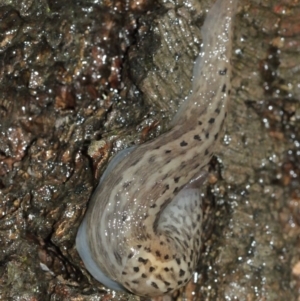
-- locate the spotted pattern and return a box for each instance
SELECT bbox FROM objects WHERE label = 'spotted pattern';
[194,134,201,141]
[180,140,188,147]
[76,0,236,297]
[219,68,227,75]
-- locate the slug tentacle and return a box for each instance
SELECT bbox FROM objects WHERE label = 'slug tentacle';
[76,0,237,297]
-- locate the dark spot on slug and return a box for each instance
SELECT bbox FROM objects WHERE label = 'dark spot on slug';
[173,187,179,193]
[176,258,181,265]
[179,269,185,277]
[154,145,160,150]
[208,118,215,124]
[160,241,164,245]
[198,121,202,125]
[194,163,200,169]
[133,267,139,272]
[150,204,156,208]
[197,214,201,221]
[164,281,171,286]
[164,255,169,260]
[180,140,188,147]
[205,149,209,156]
[144,247,151,252]
[222,84,226,92]
[166,288,173,293]
[228,89,231,95]
[177,281,182,285]
[142,273,147,278]
[149,267,155,272]
[193,134,201,141]
[128,253,134,259]
[162,185,169,194]
[165,150,171,153]
[138,257,148,264]
[214,133,219,140]
[132,280,139,284]
[225,112,227,118]
[156,250,161,257]
[151,282,159,289]
[184,278,188,283]
[174,177,180,183]
[137,245,142,249]
[219,68,227,75]
[164,267,169,272]
[215,108,220,114]
[205,132,209,139]
[122,271,127,275]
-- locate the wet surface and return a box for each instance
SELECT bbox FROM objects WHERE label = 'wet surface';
[0,0,299,300]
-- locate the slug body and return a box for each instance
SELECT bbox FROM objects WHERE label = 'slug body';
[76,0,237,297]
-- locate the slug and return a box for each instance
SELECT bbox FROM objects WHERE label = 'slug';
[76,0,237,297]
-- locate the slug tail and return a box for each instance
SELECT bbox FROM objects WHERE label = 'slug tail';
[120,182,203,296]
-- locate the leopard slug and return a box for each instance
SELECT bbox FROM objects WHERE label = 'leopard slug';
[76,0,237,297]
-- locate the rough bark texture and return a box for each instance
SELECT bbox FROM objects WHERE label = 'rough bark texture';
[0,0,299,300]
